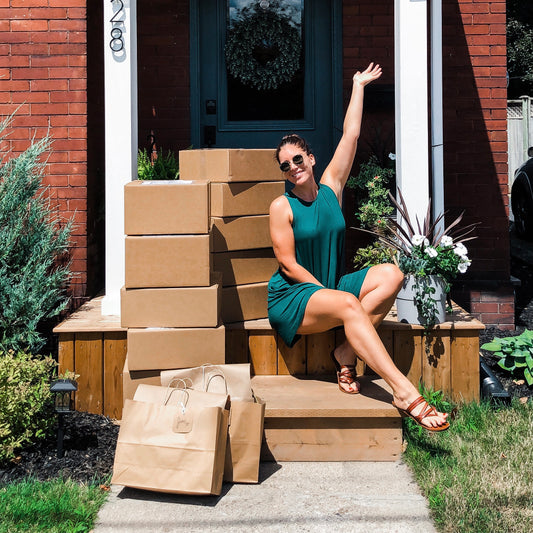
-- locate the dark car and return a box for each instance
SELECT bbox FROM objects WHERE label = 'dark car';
[512,146,533,240]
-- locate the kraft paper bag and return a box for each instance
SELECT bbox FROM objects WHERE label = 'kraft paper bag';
[112,395,229,495]
[224,396,265,484]
[134,383,229,410]
[160,363,253,402]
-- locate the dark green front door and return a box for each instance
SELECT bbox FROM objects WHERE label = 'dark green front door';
[191,0,342,173]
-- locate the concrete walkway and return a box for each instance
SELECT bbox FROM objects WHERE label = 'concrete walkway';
[94,461,437,533]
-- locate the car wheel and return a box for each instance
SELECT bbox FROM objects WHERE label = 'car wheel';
[512,180,533,240]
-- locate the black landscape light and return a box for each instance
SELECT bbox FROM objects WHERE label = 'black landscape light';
[50,378,78,458]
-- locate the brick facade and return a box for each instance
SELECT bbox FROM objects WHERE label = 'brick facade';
[2,1,514,328]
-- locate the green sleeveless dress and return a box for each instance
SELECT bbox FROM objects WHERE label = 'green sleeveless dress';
[268,183,369,347]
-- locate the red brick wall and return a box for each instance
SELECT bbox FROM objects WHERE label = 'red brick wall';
[0,0,89,308]
[137,0,190,154]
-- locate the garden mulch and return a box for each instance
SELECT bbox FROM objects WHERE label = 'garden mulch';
[1,232,532,486]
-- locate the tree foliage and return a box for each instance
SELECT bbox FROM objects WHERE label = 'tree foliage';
[0,115,72,353]
[507,0,533,98]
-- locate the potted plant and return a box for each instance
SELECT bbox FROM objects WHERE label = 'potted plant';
[367,189,477,327]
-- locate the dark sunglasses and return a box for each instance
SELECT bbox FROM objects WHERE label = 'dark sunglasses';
[279,154,304,172]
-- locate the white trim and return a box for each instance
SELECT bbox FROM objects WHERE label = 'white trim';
[394,0,430,226]
[102,0,138,316]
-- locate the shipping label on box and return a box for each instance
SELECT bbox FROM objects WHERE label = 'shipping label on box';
[211,215,271,252]
[179,149,282,182]
[213,249,278,287]
[210,181,285,217]
[125,234,212,288]
[127,326,226,371]
[221,282,268,323]
[121,283,220,328]
[124,180,209,235]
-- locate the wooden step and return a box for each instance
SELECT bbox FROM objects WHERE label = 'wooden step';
[252,375,402,462]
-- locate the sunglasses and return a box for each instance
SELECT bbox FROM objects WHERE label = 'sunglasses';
[279,154,304,172]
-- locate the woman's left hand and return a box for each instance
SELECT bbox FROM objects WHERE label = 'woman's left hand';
[353,63,382,87]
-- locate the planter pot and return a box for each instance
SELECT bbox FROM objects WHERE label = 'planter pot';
[396,275,447,325]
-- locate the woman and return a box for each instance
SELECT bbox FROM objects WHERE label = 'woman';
[267,63,449,431]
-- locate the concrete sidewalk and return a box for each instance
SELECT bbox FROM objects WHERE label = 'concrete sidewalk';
[94,461,437,533]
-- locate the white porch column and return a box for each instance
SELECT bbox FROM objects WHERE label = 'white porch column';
[394,0,430,225]
[102,0,138,316]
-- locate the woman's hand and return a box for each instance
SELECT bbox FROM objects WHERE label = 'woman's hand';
[353,62,382,87]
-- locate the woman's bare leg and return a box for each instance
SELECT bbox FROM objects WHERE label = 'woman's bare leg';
[334,264,404,379]
[298,288,448,429]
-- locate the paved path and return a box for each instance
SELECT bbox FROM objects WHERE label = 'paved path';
[94,461,437,533]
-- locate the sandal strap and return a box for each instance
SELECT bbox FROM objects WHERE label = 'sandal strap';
[406,396,439,423]
[338,366,356,384]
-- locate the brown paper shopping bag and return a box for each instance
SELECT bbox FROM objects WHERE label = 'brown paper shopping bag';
[223,395,265,483]
[160,363,253,402]
[112,388,229,495]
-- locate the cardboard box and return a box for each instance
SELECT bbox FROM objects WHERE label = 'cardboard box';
[121,283,220,328]
[210,181,285,216]
[179,149,282,182]
[124,180,209,235]
[127,326,225,371]
[211,215,271,252]
[213,249,278,287]
[125,234,212,288]
[221,282,268,323]
[122,358,161,402]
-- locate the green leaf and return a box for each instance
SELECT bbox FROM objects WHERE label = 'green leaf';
[481,342,503,351]
[524,367,533,387]
[498,359,515,372]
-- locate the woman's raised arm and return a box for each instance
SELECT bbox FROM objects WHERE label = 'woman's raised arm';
[321,63,382,201]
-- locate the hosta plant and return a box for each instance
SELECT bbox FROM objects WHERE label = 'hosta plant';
[481,329,533,386]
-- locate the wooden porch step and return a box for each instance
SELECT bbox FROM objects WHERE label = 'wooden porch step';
[252,375,402,462]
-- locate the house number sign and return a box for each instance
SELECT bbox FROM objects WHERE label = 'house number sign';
[109,0,125,52]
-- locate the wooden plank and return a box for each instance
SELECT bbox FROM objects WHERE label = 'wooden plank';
[225,328,248,364]
[277,336,306,375]
[103,332,127,419]
[450,331,480,402]
[248,331,277,375]
[306,331,335,375]
[74,332,103,414]
[58,333,74,375]
[262,418,402,461]
[393,329,423,386]
[422,328,451,395]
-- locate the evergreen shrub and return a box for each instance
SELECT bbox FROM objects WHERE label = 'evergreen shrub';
[0,350,57,464]
[0,115,72,353]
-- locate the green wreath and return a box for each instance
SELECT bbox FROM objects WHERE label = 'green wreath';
[225,6,302,91]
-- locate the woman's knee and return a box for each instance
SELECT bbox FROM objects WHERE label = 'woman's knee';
[371,263,404,292]
[337,292,364,320]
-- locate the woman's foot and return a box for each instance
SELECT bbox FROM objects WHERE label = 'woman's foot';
[392,394,449,431]
[330,350,360,394]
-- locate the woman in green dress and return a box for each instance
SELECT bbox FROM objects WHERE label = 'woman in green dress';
[267,63,449,431]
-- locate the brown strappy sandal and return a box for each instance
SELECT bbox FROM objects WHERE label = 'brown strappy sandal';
[392,395,450,432]
[330,350,360,394]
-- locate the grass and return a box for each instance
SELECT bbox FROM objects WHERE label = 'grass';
[0,477,109,533]
[404,398,533,533]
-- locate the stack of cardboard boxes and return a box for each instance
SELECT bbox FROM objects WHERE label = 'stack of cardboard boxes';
[121,149,284,398]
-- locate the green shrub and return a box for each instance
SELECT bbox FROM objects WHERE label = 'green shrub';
[0,115,72,353]
[0,351,57,464]
[137,148,179,180]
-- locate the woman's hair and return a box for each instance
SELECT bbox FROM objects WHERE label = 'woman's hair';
[275,134,313,163]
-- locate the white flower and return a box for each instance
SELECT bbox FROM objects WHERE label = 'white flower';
[440,235,453,248]
[412,234,427,246]
[453,242,468,259]
[458,260,471,274]
[388,152,396,161]
[426,246,438,258]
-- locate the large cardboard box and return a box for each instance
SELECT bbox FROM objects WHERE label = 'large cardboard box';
[180,149,281,182]
[124,180,209,235]
[221,282,268,323]
[211,215,271,252]
[213,249,278,287]
[125,234,212,288]
[121,283,220,328]
[210,181,285,217]
[127,326,225,371]
[122,358,161,402]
